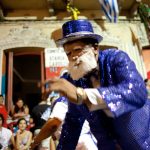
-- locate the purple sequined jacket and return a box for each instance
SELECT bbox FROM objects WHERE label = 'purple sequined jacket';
[57,49,150,150]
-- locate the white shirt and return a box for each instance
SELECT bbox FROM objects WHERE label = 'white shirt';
[50,101,90,140]
[0,127,12,150]
[50,101,98,150]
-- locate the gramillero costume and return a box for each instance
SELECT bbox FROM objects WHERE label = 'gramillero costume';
[56,19,150,150]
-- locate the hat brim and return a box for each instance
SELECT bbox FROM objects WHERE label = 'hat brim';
[56,33,103,46]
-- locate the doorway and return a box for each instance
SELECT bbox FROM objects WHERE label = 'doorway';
[4,47,45,112]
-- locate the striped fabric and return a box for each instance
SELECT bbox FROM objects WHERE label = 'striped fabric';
[98,0,119,22]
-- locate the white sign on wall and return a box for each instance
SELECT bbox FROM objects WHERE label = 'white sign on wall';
[45,48,69,79]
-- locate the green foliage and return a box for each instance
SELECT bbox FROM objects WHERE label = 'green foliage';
[138,3,150,29]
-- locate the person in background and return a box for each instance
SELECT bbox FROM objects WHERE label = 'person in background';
[15,118,32,150]
[144,78,150,99]
[0,95,8,127]
[0,113,16,150]
[41,19,150,150]
[11,98,30,122]
[26,117,35,132]
[30,95,98,150]
[31,95,50,150]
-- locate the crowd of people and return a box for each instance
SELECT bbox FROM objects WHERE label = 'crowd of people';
[0,112,33,150]
[0,94,53,150]
[0,95,33,150]
[0,19,150,150]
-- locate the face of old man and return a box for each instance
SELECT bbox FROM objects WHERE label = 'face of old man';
[64,40,99,80]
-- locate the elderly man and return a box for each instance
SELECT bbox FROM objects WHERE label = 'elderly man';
[44,19,150,150]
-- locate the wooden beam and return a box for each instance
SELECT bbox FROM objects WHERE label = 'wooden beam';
[41,51,45,93]
[47,0,55,16]
[7,52,13,113]
[129,0,141,17]
[0,5,4,20]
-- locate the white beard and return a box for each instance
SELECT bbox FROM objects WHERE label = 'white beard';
[68,49,97,80]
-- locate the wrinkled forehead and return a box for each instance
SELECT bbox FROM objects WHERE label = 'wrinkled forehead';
[64,40,88,52]
[64,40,86,47]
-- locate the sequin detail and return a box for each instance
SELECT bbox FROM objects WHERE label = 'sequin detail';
[57,49,150,150]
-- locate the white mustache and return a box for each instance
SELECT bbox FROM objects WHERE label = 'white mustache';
[72,50,92,66]
[68,49,97,80]
[74,59,81,67]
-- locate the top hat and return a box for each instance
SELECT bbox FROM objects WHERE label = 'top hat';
[56,19,103,46]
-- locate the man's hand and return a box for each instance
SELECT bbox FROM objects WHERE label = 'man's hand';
[41,78,78,104]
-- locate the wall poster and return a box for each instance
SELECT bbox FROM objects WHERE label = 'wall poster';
[45,48,69,79]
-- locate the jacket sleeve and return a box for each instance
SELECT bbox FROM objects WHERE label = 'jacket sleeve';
[98,50,147,117]
[57,101,85,150]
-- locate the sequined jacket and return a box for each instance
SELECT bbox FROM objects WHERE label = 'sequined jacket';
[57,49,150,150]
